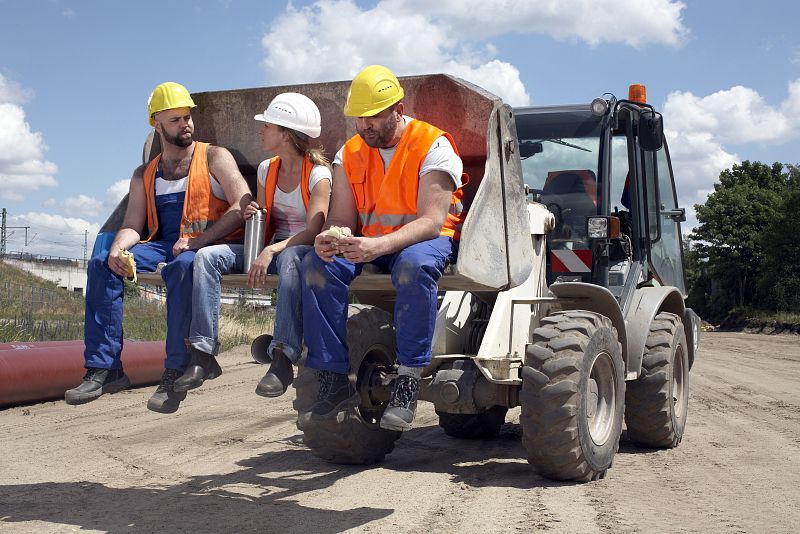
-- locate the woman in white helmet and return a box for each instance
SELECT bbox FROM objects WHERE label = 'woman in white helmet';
[175,92,332,398]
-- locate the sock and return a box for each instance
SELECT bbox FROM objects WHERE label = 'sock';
[398,365,423,378]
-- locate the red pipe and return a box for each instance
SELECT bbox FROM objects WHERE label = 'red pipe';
[0,340,82,351]
[0,340,166,408]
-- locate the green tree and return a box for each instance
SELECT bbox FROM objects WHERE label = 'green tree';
[757,164,800,311]
[691,161,788,320]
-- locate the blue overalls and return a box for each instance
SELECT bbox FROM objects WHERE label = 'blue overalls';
[300,236,457,374]
[83,177,196,371]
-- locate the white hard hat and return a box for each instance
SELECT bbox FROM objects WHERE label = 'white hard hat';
[254,92,322,138]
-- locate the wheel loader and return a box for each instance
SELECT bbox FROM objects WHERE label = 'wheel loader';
[102,74,701,482]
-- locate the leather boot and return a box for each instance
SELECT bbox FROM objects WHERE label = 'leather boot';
[147,369,187,414]
[255,349,294,397]
[379,374,420,431]
[173,347,222,392]
[308,371,356,421]
[65,368,130,405]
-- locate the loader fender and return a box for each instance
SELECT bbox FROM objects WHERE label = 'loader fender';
[624,287,686,378]
[548,282,627,368]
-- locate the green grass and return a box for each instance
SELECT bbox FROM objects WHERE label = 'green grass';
[726,306,800,325]
[0,261,274,350]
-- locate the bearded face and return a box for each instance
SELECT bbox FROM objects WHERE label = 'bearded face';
[356,105,401,148]
[154,108,194,148]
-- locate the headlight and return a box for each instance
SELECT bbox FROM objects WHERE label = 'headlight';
[587,216,620,239]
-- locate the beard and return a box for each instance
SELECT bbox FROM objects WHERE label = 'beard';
[357,112,398,148]
[162,129,193,148]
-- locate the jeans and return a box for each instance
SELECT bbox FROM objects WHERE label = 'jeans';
[188,244,312,362]
[301,236,457,375]
[84,241,195,371]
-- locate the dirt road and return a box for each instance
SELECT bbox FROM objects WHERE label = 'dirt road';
[1,331,799,533]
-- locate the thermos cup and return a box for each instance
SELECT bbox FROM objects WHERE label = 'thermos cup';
[243,209,265,273]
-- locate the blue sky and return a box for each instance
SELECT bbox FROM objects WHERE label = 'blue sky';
[1,0,799,258]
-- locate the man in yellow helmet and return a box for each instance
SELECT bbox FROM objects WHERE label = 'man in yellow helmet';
[299,65,467,431]
[65,82,251,413]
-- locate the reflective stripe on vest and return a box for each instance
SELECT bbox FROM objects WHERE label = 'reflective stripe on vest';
[141,142,234,242]
[261,155,313,245]
[342,120,467,239]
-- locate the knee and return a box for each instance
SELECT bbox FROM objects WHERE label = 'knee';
[163,253,194,279]
[277,247,305,275]
[301,251,329,289]
[193,249,215,274]
[392,254,435,288]
[88,253,110,276]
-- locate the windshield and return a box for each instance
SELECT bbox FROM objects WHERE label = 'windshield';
[515,106,603,247]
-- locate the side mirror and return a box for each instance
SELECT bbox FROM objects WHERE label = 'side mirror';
[638,110,663,151]
[519,141,543,158]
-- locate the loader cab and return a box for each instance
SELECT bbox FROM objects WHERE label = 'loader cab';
[514,86,687,312]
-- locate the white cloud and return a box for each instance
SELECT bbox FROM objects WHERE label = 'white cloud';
[395,0,688,47]
[260,0,686,108]
[662,79,800,228]
[664,85,798,144]
[0,73,32,104]
[261,0,531,105]
[63,194,104,217]
[104,179,130,212]
[62,8,76,18]
[5,212,99,259]
[0,76,58,202]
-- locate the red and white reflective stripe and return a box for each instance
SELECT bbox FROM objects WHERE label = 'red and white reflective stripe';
[551,249,592,272]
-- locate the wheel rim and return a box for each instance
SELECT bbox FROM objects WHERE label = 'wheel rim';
[356,345,395,426]
[587,350,617,446]
[673,345,686,419]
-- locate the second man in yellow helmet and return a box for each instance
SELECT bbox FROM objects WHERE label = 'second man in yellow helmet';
[299,65,468,431]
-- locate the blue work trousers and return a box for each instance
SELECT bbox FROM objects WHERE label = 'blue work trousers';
[188,244,311,362]
[83,241,195,371]
[301,236,456,374]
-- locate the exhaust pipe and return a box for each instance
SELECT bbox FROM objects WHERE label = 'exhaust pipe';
[0,340,166,408]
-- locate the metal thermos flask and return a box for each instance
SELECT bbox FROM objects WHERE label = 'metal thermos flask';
[243,209,266,273]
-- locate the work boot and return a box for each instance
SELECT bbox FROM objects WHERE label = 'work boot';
[255,349,294,398]
[65,367,131,405]
[380,374,421,431]
[308,371,355,421]
[173,347,222,392]
[147,369,187,414]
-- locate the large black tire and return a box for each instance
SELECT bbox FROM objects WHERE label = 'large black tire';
[520,311,625,482]
[437,406,508,439]
[625,312,689,448]
[293,304,401,464]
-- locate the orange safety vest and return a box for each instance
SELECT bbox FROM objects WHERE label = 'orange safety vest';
[341,120,467,239]
[141,142,236,242]
[261,155,313,244]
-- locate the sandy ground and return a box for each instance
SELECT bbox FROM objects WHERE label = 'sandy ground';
[1,331,799,533]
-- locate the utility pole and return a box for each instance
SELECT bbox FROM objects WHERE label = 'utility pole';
[1,208,5,257]
[83,230,88,266]
[1,208,32,257]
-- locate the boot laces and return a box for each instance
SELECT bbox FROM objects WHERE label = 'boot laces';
[389,375,419,409]
[315,370,335,401]
[83,368,103,381]
[158,369,182,392]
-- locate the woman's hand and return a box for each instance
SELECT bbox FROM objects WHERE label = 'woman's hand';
[247,246,275,287]
[244,201,263,221]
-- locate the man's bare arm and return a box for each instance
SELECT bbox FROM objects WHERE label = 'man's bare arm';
[177,145,251,253]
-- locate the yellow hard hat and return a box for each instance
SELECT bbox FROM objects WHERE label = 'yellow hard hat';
[343,65,404,117]
[147,82,196,126]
